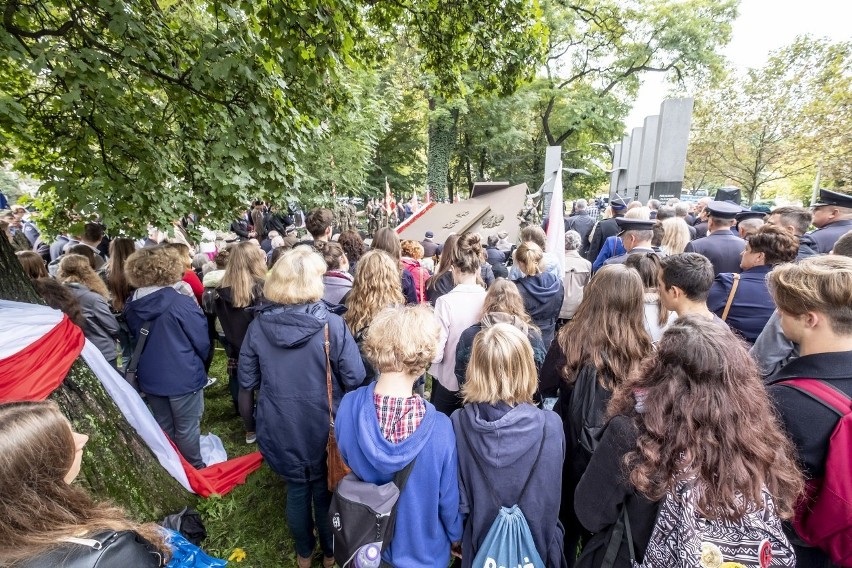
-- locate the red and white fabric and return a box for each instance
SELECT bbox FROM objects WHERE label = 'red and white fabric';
[0,300,262,497]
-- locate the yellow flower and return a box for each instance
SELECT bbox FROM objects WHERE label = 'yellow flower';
[228,548,247,562]
[699,542,723,568]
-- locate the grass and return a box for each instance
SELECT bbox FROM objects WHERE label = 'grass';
[197,350,298,567]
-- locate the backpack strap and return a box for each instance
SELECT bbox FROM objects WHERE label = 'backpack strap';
[778,378,852,417]
[720,273,741,321]
[459,412,547,508]
[126,321,153,375]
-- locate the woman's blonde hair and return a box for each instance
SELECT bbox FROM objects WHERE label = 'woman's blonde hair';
[344,250,405,334]
[0,401,169,564]
[462,323,538,406]
[515,241,544,276]
[363,305,440,376]
[125,246,185,288]
[264,247,325,305]
[219,242,266,308]
[660,217,691,255]
[56,254,110,300]
[625,206,651,220]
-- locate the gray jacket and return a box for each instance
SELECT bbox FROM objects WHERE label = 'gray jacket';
[66,283,120,363]
[750,309,798,379]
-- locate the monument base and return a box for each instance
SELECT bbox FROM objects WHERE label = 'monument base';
[650,181,683,202]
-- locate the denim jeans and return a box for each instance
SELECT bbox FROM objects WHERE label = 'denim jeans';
[286,478,333,558]
[146,389,206,469]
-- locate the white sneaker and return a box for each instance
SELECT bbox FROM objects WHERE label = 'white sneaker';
[246,432,257,444]
[204,377,217,388]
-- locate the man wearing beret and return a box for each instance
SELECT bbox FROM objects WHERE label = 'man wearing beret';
[805,188,852,254]
[684,201,746,275]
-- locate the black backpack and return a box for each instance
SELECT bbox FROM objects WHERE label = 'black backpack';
[567,365,610,480]
[328,459,416,567]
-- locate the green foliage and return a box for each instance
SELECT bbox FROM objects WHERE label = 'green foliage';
[540,0,737,145]
[686,36,852,203]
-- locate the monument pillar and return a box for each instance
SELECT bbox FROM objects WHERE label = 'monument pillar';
[637,115,659,203]
[650,98,694,201]
[625,127,643,202]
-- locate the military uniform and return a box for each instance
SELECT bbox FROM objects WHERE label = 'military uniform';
[707,265,775,343]
[806,188,852,253]
[806,220,852,254]
[604,246,657,266]
[684,201,745,276]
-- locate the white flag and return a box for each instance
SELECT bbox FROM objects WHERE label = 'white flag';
[545,165,565,274]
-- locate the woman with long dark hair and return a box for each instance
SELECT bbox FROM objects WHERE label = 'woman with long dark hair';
[104,237,137,367]
[0,401,169,566]
[574,315,803,567]
[539,264,653,565]
[426,233,459,305]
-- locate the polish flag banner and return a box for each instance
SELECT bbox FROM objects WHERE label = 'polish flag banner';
[0,300,262,497]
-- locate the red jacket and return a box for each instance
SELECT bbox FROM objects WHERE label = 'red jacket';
[401,257,430,303]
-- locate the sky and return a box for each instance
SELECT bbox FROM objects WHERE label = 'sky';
[624,0,852,130]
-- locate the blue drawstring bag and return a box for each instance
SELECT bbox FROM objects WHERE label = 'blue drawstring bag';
[471,505,545,568]
[460,422,548,568]
[164,528,228,568]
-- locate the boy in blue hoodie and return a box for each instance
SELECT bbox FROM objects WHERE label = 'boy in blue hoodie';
[335,305,463,567]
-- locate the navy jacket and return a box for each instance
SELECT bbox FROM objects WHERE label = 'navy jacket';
[124,288,209,397]
[238,302,365,482]
[585,217,620,262]
[452,402,567,568]
[515,272,564,348]
[805,219,852,254]
[684,229,746,275]
[707,265,775,343]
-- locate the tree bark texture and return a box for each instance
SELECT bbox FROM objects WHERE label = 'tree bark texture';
[427,107,459,202]
[0,235,192,520]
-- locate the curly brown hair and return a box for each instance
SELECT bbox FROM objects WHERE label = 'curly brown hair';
[609,315,803,521]
[746,225,799,266]
[338,230,364,263]
[124,246,185,288]
[56,254,110,300]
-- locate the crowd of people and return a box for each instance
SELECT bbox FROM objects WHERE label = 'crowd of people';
[3,188,852,568]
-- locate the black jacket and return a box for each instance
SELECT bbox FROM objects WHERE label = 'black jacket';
[564,212,596,255]
[585,217,620,262]
[230,219,251,240]
[213,284,264,358]
[575,415,661,568]
[19,531,163,568]
[767,351,852,479]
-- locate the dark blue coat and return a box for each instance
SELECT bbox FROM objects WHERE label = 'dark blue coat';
[238,301,365,483]
[805,219,852,254]
[684,229,746,275]
[124,288,210,397]
[707,265,775,343]
[585,217,620,262]
[515,272,564,348]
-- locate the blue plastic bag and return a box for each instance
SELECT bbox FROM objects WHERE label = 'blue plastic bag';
[164,528,228,568]
[471,505,545,568]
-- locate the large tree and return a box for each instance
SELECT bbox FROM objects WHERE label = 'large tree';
[686,36,852,204]
[540,0,737,146]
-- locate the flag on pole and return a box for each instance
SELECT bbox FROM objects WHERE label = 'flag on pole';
[384,177,392,213]
[545,164,565,274]
[425,187,431,204]
[411,191,419,212]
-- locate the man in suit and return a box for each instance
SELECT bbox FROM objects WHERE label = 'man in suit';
[603,218,657,266]
[564,198,596,256]
[684,201,745,275]
[805,188,852,254]
[585,195,627,262]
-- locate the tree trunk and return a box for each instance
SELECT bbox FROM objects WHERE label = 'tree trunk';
[0,235,191,520]
[427,105,459,202]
